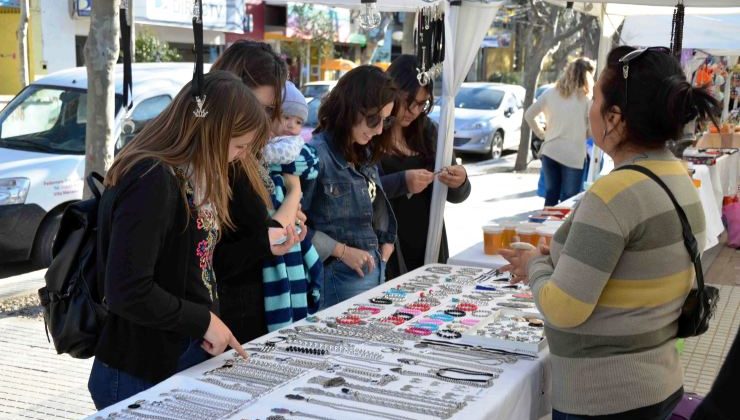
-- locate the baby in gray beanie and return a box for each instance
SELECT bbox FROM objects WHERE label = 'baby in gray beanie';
[280,81,308,136]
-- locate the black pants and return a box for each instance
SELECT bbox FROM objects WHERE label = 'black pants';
[553,387,683,420]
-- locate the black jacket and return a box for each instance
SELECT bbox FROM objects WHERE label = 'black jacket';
[95,160,211,383]
[213,164,274,343]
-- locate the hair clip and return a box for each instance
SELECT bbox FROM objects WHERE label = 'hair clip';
[193,95,208,118]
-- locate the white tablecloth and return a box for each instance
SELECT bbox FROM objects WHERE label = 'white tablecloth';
[91,264,551,420]
[447,243,508,269]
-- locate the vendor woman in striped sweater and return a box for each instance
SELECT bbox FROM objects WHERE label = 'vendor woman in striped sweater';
[501,46,721,420]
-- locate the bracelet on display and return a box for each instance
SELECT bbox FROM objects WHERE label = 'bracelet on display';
[417,318,444,325]
[405,302,432,312]
[444,309,466,318]
[472,309,493,318]
[405,326,433,336]
[336,316,362,325]
[381,315,407,325]
[414,322,440,332]
[397,307,422,316]
[456,302,478,312]
[393,312,414,321]
[436,329,462,339]
[428,313,454,322]
[460,318,480,327]
[369,297,393,305]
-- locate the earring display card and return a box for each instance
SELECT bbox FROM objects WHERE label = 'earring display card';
[460,310,547,357]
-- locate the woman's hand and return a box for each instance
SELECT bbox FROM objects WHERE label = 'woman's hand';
[438,165,467,189]
[380,243,394,263]
[499,239,549,284]
[336,244,375,277]
[405,169,434,194]
[202,312,249,359]
[269,225,299,256]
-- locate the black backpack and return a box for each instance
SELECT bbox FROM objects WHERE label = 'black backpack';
[38,172,108,359]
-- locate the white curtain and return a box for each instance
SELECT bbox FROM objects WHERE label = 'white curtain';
[424,1,502,264]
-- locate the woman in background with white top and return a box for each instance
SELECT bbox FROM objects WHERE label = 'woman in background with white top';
[525,58,594,206]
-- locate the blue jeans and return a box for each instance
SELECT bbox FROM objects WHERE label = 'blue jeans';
[552,387,683,420]
[320,249,385,309]
[541,155,584,207]
[88,338,210,410]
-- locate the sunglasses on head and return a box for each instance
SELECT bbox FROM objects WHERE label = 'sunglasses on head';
[618,47,671,112]
[365,113,396,130]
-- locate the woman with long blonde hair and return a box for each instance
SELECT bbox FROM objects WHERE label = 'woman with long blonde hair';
[525,57,595,206]
[88,71,283,409]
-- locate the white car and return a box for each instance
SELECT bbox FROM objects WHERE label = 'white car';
[300,81,337,99]
[429,83,526,159]
[0,63,199,266]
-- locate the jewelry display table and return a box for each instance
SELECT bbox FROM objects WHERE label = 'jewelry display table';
[91,264,551,420]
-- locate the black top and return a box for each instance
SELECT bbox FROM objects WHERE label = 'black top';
[95,160,212,383]
[379,118,471,278]
[213,164,274,343]
[691,326,740,420]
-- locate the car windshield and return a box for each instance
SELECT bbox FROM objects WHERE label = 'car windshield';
[305,98,320,127]
[0,85,122,155]
[302,85,329,99]
[454,87,504,110]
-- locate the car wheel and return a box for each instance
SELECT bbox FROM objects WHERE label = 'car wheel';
[32,212,62,267]
[490,131,504,160]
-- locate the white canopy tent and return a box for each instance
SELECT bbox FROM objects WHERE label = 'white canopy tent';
[268,0,503,264]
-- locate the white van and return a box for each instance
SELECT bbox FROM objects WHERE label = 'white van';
[0,63,198,266]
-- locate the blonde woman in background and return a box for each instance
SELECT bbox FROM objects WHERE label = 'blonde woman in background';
[525,58,594,206]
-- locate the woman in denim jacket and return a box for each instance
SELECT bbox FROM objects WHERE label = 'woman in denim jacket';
[303,66,398,308]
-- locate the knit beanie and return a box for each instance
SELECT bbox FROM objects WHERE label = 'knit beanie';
[282,81,308,121]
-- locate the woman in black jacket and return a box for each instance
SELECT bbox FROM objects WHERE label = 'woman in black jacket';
[89,71,276,409]
[379,55,471,279]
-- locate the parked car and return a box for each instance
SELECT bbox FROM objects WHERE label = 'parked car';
[0,63,199,266]
[300,96,321,142]
[300,81,336,99]
[428,82,525,159]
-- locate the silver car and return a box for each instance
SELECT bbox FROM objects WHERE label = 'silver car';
[429,83,525,159]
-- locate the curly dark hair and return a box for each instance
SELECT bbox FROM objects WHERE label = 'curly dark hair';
[599,46,721,149]
[315,65,398,165]
[211,39,287,121]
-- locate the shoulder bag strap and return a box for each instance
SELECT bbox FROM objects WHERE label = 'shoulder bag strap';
[616,164,705,295]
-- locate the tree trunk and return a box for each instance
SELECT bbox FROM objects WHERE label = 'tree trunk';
[401,12,415,55]
[17,0,30,88]
[514,47,548,172]
[84,0,120,198]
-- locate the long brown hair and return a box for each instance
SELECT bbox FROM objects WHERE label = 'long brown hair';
[315,65,398,165]
[211,39,287,122]
[106,71,271,229]
[384,54,435,163]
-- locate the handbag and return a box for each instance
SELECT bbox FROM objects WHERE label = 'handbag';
[617,165,719,338]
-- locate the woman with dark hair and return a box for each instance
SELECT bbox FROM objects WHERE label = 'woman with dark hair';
[379,55,471,279]
[501,46,721,419]
[210,40,306,344]
[303,65,398,307]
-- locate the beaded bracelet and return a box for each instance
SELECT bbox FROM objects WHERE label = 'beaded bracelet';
[405,302,431,312]
[417,318,444,325]
[356,305,382,315]
[428,313,454,322]
[397,308,422,316]
[456,302,478,312]
[369,297,393,305]
[393,312,414,321]
[336,316,362,325]
[472,309,493,318]
[460,318,480,327]
[436,329,462,339]
[414,322,440,332]
[381,315,406,325]
[444,309,466,317]
[405,326,433,336]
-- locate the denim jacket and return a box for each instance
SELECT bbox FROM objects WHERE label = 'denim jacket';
[303,131,397,261]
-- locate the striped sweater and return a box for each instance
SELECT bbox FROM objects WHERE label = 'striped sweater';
[262,141,323,331]
[527,149,706,415]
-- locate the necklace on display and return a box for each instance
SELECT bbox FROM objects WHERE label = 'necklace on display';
[285,394,413,420]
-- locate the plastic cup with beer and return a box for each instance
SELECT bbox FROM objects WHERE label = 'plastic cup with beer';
[501,221,517,249]
[483,224,504,255]
[515,224,536,247]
